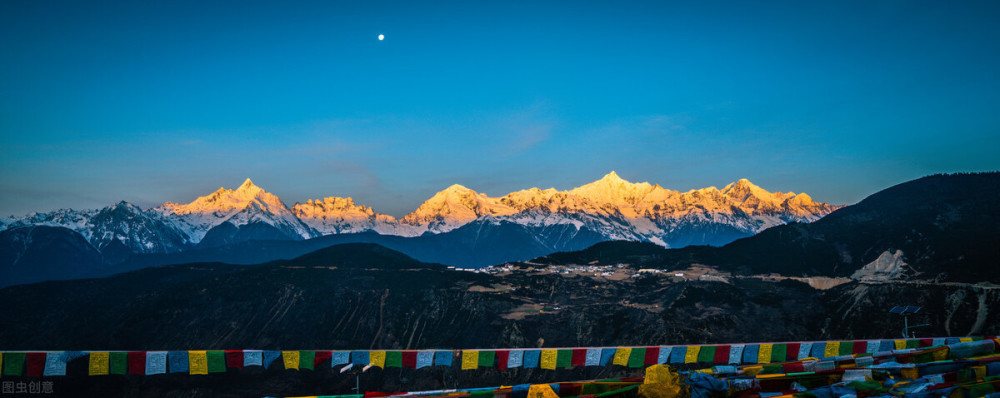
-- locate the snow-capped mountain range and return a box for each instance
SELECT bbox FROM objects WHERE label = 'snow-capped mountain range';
[1,172,841,255]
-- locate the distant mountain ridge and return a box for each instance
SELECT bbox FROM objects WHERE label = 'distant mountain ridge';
[2,172,839,254]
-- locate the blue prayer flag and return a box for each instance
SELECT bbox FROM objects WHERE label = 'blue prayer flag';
[522,350,540,368]
[145,351,167,375]
[168,351,188,373]
[600,348,616,366]
[263,351,281,369]
[669,346,687,364]
[42,353,66,376]
[507,350,524,368]
[434,351,452,367]
[742,345,759,364]
[728,345,744,364]
[331,351,350,367]
[656,347,671,364]
[810,342,826,358]
[244,350,263,367]
[416,351,433,369]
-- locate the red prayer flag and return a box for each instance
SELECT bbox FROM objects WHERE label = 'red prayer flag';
[642,347,658,365]
[558,383,583,396]
[25,353,46,377]
[571,349,588,367]
[497,350,510,370]
[128,351,146,375]
[714,345,731,364]
[315,351,333,368]
[853,341,867,354]
[786,343,800,359]
[225,350,244,369]
[919,339,933,347]
[782,362,805,374]
[401,351,417,368]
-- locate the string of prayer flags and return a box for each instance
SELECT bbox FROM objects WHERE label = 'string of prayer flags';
[145,351,167,375]
[189,351,208,375]
[168,351,188,373]
[89,352,109,376]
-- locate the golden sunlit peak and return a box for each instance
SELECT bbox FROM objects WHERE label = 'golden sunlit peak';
[240,178,256,188]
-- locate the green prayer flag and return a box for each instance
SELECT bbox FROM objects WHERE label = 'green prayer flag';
[905,339,919,349]
[109,352,128,375]
[771,344,787,362]
[839,341,853,356]
[761,364,783,374]
[207,351,226,373]
[477,350,495,368]
[697,346,715,364]
[556,350,572,369]
[2,352,25,376]
[299,350,317,370]
[627,347,645,368]
[385,351,401,368]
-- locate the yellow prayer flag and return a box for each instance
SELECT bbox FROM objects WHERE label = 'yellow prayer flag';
[368,351,385,369]
[189,351,208,375]
[973,365,986,379]
[900,367,918,380]
[612,348,631,366]
[540,350,557,370]
[959,337,973,343]
[742,366,763,376]
[894,340,906,350]
[528,384,560,398]
[461,351,478,370]
[89,352,109,376]
[824,342,840,358]
[283,351,300,370]
[757,344,773,364]
[684,346,700,364]
[933,348,949,361]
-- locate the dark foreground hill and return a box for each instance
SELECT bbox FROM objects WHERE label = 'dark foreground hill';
[0,243,998,396]
[536,173,1000,283]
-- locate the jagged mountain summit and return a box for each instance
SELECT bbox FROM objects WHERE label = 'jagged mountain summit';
[1,173,840,266]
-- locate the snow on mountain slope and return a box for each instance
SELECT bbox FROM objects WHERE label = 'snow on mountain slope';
[89,201,190,253]
[155,178,314,243]
[291,197,406,236]
[2,208,98,240]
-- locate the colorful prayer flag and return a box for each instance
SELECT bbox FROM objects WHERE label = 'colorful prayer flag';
[416,351,434,369]
[728,345,744,364]
[612,348,631,366]
[128,351,146,375]
[684,346,700,364]
[757,344,772,364]
[44,352,68,376]
[244,350,263,367]
[189,351,208,375]
[207,351,226,373]
[300,351,317,370]
[507,350,523,368]
[366,351,383,369]
[540,350,557,370]
[168,351,188,373]
[384,351,401,368]
[478,350,495,368]
[696,346,715,364]
[89,352,109,376]
[627,347,645,368]
[145,351,167,375]
[462,350,479,370]
[110,352,127,375]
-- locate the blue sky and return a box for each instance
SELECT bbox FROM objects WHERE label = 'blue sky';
[2,1,998,217]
